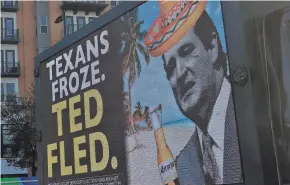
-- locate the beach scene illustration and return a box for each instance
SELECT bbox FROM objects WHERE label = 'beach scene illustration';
[120,1,226,184]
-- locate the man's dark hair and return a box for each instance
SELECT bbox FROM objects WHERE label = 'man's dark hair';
[194,11,227,74]
[162,11,227,76]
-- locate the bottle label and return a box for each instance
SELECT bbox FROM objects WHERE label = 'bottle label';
[158,159,178,185]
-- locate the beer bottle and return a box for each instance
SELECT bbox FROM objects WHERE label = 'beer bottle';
[150,106,180,185]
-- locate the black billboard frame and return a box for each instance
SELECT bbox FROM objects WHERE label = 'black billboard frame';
[34,2,145,185]
[34,1,280,185]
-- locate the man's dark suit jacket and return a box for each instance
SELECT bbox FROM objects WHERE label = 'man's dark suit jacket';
[175,93,243,185]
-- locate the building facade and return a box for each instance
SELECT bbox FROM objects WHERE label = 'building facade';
[1,0,113,177]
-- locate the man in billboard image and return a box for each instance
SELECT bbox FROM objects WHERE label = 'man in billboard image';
[144,1,243,184]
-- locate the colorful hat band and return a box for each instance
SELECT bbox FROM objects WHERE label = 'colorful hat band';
[146,1,199,51]
[161,1,189,28]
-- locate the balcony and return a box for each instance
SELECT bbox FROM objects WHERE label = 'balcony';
[1,62,20,77]
[1,29,19,44]
[1,1,18,12]
[65,24,85,37]
[61,1,108,15]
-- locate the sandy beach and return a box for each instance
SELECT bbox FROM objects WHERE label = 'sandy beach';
[125,123,195,185]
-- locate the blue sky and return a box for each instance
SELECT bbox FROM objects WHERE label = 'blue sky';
[123,1,227,124]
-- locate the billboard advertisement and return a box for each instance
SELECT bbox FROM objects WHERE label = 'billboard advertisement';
[38,1,244,185]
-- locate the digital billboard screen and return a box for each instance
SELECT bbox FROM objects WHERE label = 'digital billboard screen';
[38,1,244,185]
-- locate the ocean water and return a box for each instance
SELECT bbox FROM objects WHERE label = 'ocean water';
[163,118,194,128]
[137,118,194,129]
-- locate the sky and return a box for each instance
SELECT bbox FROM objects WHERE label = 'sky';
[123,1,227,124]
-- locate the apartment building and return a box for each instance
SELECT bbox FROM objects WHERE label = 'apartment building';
[1,0,113,177]
[1,0,23,177]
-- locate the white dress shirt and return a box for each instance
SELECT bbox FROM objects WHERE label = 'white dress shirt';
[196,77,231,184]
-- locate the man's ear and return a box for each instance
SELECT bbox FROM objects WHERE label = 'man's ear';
[209,32,218,64]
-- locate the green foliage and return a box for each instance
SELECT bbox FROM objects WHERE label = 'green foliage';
[121,8,152,135]
[121,8,151,87]
[1,84,39,175]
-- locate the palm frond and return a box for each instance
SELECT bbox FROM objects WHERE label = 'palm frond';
[122,22,130,34]
[121,7,150,89]
[122,53,130,75]
[133,20,144,33]
[135,50,142,77]
[127,14,136,29]
[122,37,132,52]
[129,48,136,87]
[122,11,136,33]
[138,30,147,41]
[133,23,141,35]
[129,8,138,23]
[137,42,150,65]
[122,44,132,75]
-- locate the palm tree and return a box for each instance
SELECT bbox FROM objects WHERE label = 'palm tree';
[121,8,151,127]
[123,92,131,132]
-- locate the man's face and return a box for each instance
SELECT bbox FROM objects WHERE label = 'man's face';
[163,29,222,119]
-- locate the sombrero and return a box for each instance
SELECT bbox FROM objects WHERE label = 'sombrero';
[144,0,207,57]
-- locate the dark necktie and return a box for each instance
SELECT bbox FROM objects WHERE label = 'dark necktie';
[202,132,220,185]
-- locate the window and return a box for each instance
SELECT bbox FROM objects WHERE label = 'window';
[1,50,15,73]
[40,15,48,34]
[1,124,15,158]
[3,1,16,7]
[2,127,13,145]
[111,0,117,7]
[76,16,85,30]
[1,82,16,103]
[89,17,97,23]
[1,83,4,103]
[4,18,14,39]
[111,0,121,7]
[1,143,13,158]
[65,16,73,36]
[5,50,15,62]
[6,83,15,101]
[4,1,13,7]
[65,16,73,25]
[1,50,3,62]
[5,50,15,72]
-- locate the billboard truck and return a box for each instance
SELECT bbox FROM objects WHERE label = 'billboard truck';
[34,1,290,185]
